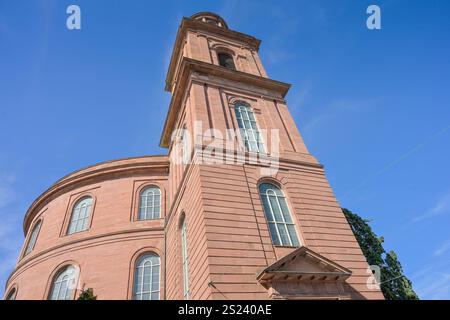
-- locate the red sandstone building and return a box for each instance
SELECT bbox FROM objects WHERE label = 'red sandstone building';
[4,12,384,300]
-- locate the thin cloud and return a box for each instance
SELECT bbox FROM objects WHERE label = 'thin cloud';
[303,97,380,136]
[0,173,16,208]
[0,213,23,291]
[0,172,23,290]
[287,81,314,114]
[413,191,450,223]
[410,261,450,299]
[0,256,18,281]
[342,124,450,200]
[0,186,14,209]
[414,272,450,300]
[434,239,450,257]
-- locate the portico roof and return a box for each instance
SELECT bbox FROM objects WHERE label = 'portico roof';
[257,246,352,285]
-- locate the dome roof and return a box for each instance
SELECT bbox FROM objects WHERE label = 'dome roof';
[190,12,228,29]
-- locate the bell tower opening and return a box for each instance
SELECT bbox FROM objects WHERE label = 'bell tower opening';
[217,52,236,70]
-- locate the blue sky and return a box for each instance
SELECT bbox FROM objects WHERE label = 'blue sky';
[1,0,449,299]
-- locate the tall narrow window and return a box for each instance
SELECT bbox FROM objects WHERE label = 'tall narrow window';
[67,197,93,234]
[181,218,190,299]
[218,52,236,70]
[5,287,17,300]
[24,219,42,256]
[138,187,161,220]
[235,103,265,153]
[48,265,77,300]
[133,253,160,300]
[259,183,300,247]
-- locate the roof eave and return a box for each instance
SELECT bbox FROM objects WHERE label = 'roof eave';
[159,58,291,148]
[164,17,262,92]
[256,246,353,283]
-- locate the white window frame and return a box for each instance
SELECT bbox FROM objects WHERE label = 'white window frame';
[48,266,76,300]
[259,183,300,247]
[24,219,42,256]
[133,253,161,300]
[181,218,190,300]
[234,103,265,153]
[67,197,93,235]
[138,187,161,220]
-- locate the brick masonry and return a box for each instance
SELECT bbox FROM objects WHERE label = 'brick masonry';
[4,12,384,300]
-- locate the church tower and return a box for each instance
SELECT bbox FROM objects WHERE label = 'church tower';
[4,11,386,301]
[162,12,384,299]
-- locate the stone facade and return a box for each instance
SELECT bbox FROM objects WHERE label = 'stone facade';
[4,12,384,300]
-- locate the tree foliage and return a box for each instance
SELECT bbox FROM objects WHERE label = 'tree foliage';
[77,288,97,300]
[343,208,419,300]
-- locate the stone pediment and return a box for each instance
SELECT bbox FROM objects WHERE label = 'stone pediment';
[257,246,352,286]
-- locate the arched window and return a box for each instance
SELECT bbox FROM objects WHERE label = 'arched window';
[138,187,161,220]
[67,197,93,235]
[234,103,265,153]
[181,217,190,299]
[133,253,160,300]
[218,52,236,70]
[48,265,77,300]
[5,287,17,300]
[24,219,42,256]
[259,183,300,247]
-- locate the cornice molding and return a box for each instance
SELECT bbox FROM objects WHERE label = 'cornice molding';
[160,57,291,148]
[22,156,169,235]
[257,246,352,285]
[165,17,261,92]
[6,226,165,289]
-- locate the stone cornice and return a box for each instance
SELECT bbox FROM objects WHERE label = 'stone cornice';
[165,16,261,92]
[192,143,323,170]
[6,226,165,289]
[160,57,292,148]
[257,246,352,284]
[164,146,324,228]
[22,156,169,235]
